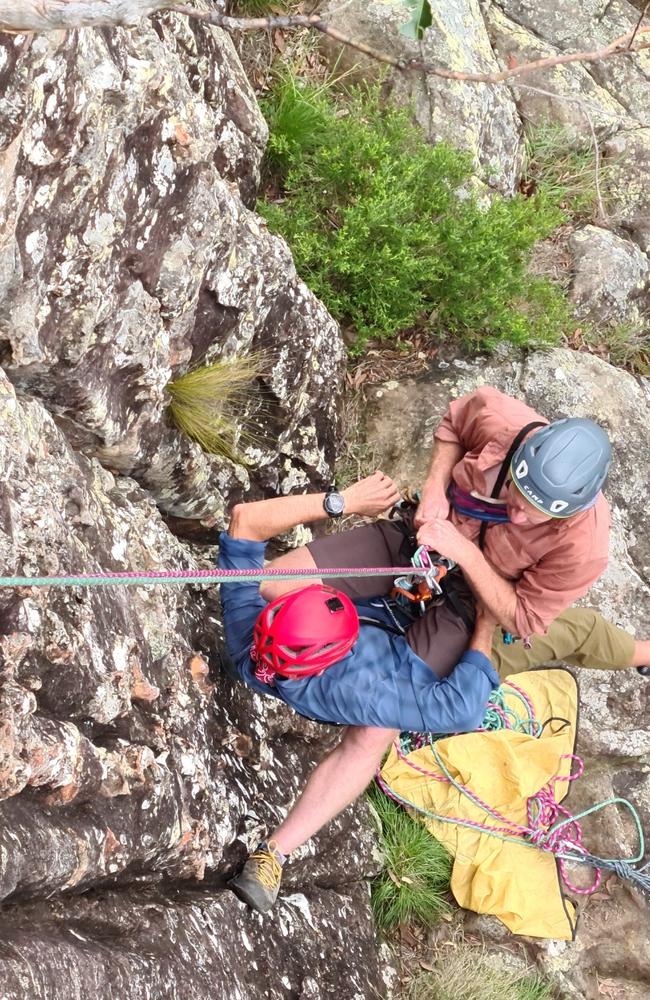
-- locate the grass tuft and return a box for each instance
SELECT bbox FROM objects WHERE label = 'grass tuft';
[167,355,263,464]
[522,122,607,220]
[404,946,556,1000]
[259,75,571,354]
[368,783,453,932]
[575,319,650,375]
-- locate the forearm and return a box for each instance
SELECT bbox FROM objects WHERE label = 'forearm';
[228,472,401,544]
[468,613,499,658]
[228,494,328,542]
[422,439,464,496]
[457,547,518,634]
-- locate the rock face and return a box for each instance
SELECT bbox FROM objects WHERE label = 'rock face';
[0,884,390,1000]
[569,225,649,322]
[0,369,389,997]
[365,347,650,999]
[0,14,345,528]
[483,0,650,250]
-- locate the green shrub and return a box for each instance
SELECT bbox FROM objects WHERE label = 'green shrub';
[259,76,569,353]
[167,356,262,463]
[367,783,453,931]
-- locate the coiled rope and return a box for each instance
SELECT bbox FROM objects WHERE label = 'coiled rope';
[377,679,650,897]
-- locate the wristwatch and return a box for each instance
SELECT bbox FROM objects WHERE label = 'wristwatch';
[323,484,345,519]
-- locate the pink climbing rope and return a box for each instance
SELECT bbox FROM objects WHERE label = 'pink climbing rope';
[380,672,603,898]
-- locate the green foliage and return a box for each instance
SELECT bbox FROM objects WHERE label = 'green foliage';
[167,356,262,464]
[523,122,606,219]
[404,947,556,1000]
[400,0,433,40]
[367,783,453,931]
[259,77,569,353]
[262,73,334,176]
[230,0,287,14]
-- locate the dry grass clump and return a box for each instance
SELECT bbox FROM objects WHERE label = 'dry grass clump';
[167,355,263,463]
[404,946,555,1000]
[522,122,609,221]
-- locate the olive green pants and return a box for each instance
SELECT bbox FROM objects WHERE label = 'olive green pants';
[491,607,636,680]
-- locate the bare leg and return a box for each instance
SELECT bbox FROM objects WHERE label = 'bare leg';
[631,638,650,667]
[269,725,399,855]
[261,546,321,602]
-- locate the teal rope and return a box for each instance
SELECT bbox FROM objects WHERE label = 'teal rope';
[0,567,428,588]
[381,742,648,894]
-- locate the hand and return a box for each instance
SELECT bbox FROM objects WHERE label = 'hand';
[414,485,450,528]
[342,471,401,518]
[416,518,474,565]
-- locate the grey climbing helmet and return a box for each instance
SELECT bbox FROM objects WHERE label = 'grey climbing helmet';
[510,417,611,518]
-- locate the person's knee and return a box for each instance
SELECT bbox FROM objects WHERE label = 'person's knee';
[341,726,399,759]
[260,547,318,602]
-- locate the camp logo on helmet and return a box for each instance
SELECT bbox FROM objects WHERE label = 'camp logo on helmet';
[252,584,359,685]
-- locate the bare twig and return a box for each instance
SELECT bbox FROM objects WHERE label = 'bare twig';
[171,9,650,86]
[628,2,650,50]
[2,3,649,91]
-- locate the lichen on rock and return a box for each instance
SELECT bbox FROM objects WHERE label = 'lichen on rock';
[0,14,345,529]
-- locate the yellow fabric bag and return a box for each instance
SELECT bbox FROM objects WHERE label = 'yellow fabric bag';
[379,668,579,939]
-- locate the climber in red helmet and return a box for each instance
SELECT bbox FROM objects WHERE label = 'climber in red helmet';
[219,471,650,915]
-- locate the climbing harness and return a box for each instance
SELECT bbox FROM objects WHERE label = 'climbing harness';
[376,679,650,898]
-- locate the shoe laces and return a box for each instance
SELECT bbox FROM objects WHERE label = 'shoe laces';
[249,847,283,890]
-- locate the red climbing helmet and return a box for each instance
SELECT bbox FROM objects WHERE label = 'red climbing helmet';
[252,585,359,682]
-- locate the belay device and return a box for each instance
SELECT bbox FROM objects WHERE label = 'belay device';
[390,545,455,615]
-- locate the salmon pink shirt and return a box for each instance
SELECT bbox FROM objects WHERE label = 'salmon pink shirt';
[435,386,610,638]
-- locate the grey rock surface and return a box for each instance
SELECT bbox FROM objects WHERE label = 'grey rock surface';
[0,370,388,996]
[0,885,388,1000]
[484,0,650,249]
[364,347,650,996]
[0,15,345,528]
[569,225,649,322]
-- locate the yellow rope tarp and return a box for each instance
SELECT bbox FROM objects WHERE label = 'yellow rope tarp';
[380,668,580,939]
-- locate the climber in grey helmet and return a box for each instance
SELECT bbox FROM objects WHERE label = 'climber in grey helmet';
[510,418,612,519]
[265,387,616,659]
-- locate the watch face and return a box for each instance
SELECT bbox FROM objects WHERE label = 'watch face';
[325,492,345,516]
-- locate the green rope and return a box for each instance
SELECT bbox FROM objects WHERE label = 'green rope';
[0,572,313,588]
[0,568,417,588]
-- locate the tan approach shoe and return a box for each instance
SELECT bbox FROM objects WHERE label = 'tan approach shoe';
[229,840,285,914]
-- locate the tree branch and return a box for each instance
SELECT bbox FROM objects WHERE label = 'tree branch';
[1,2,649,90]
[0,1,169,32]
[629,2,650,50]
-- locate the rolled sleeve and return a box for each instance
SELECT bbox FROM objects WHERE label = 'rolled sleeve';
[419,650,499,733]
[514,554,609,637]
[435,386,546,453]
